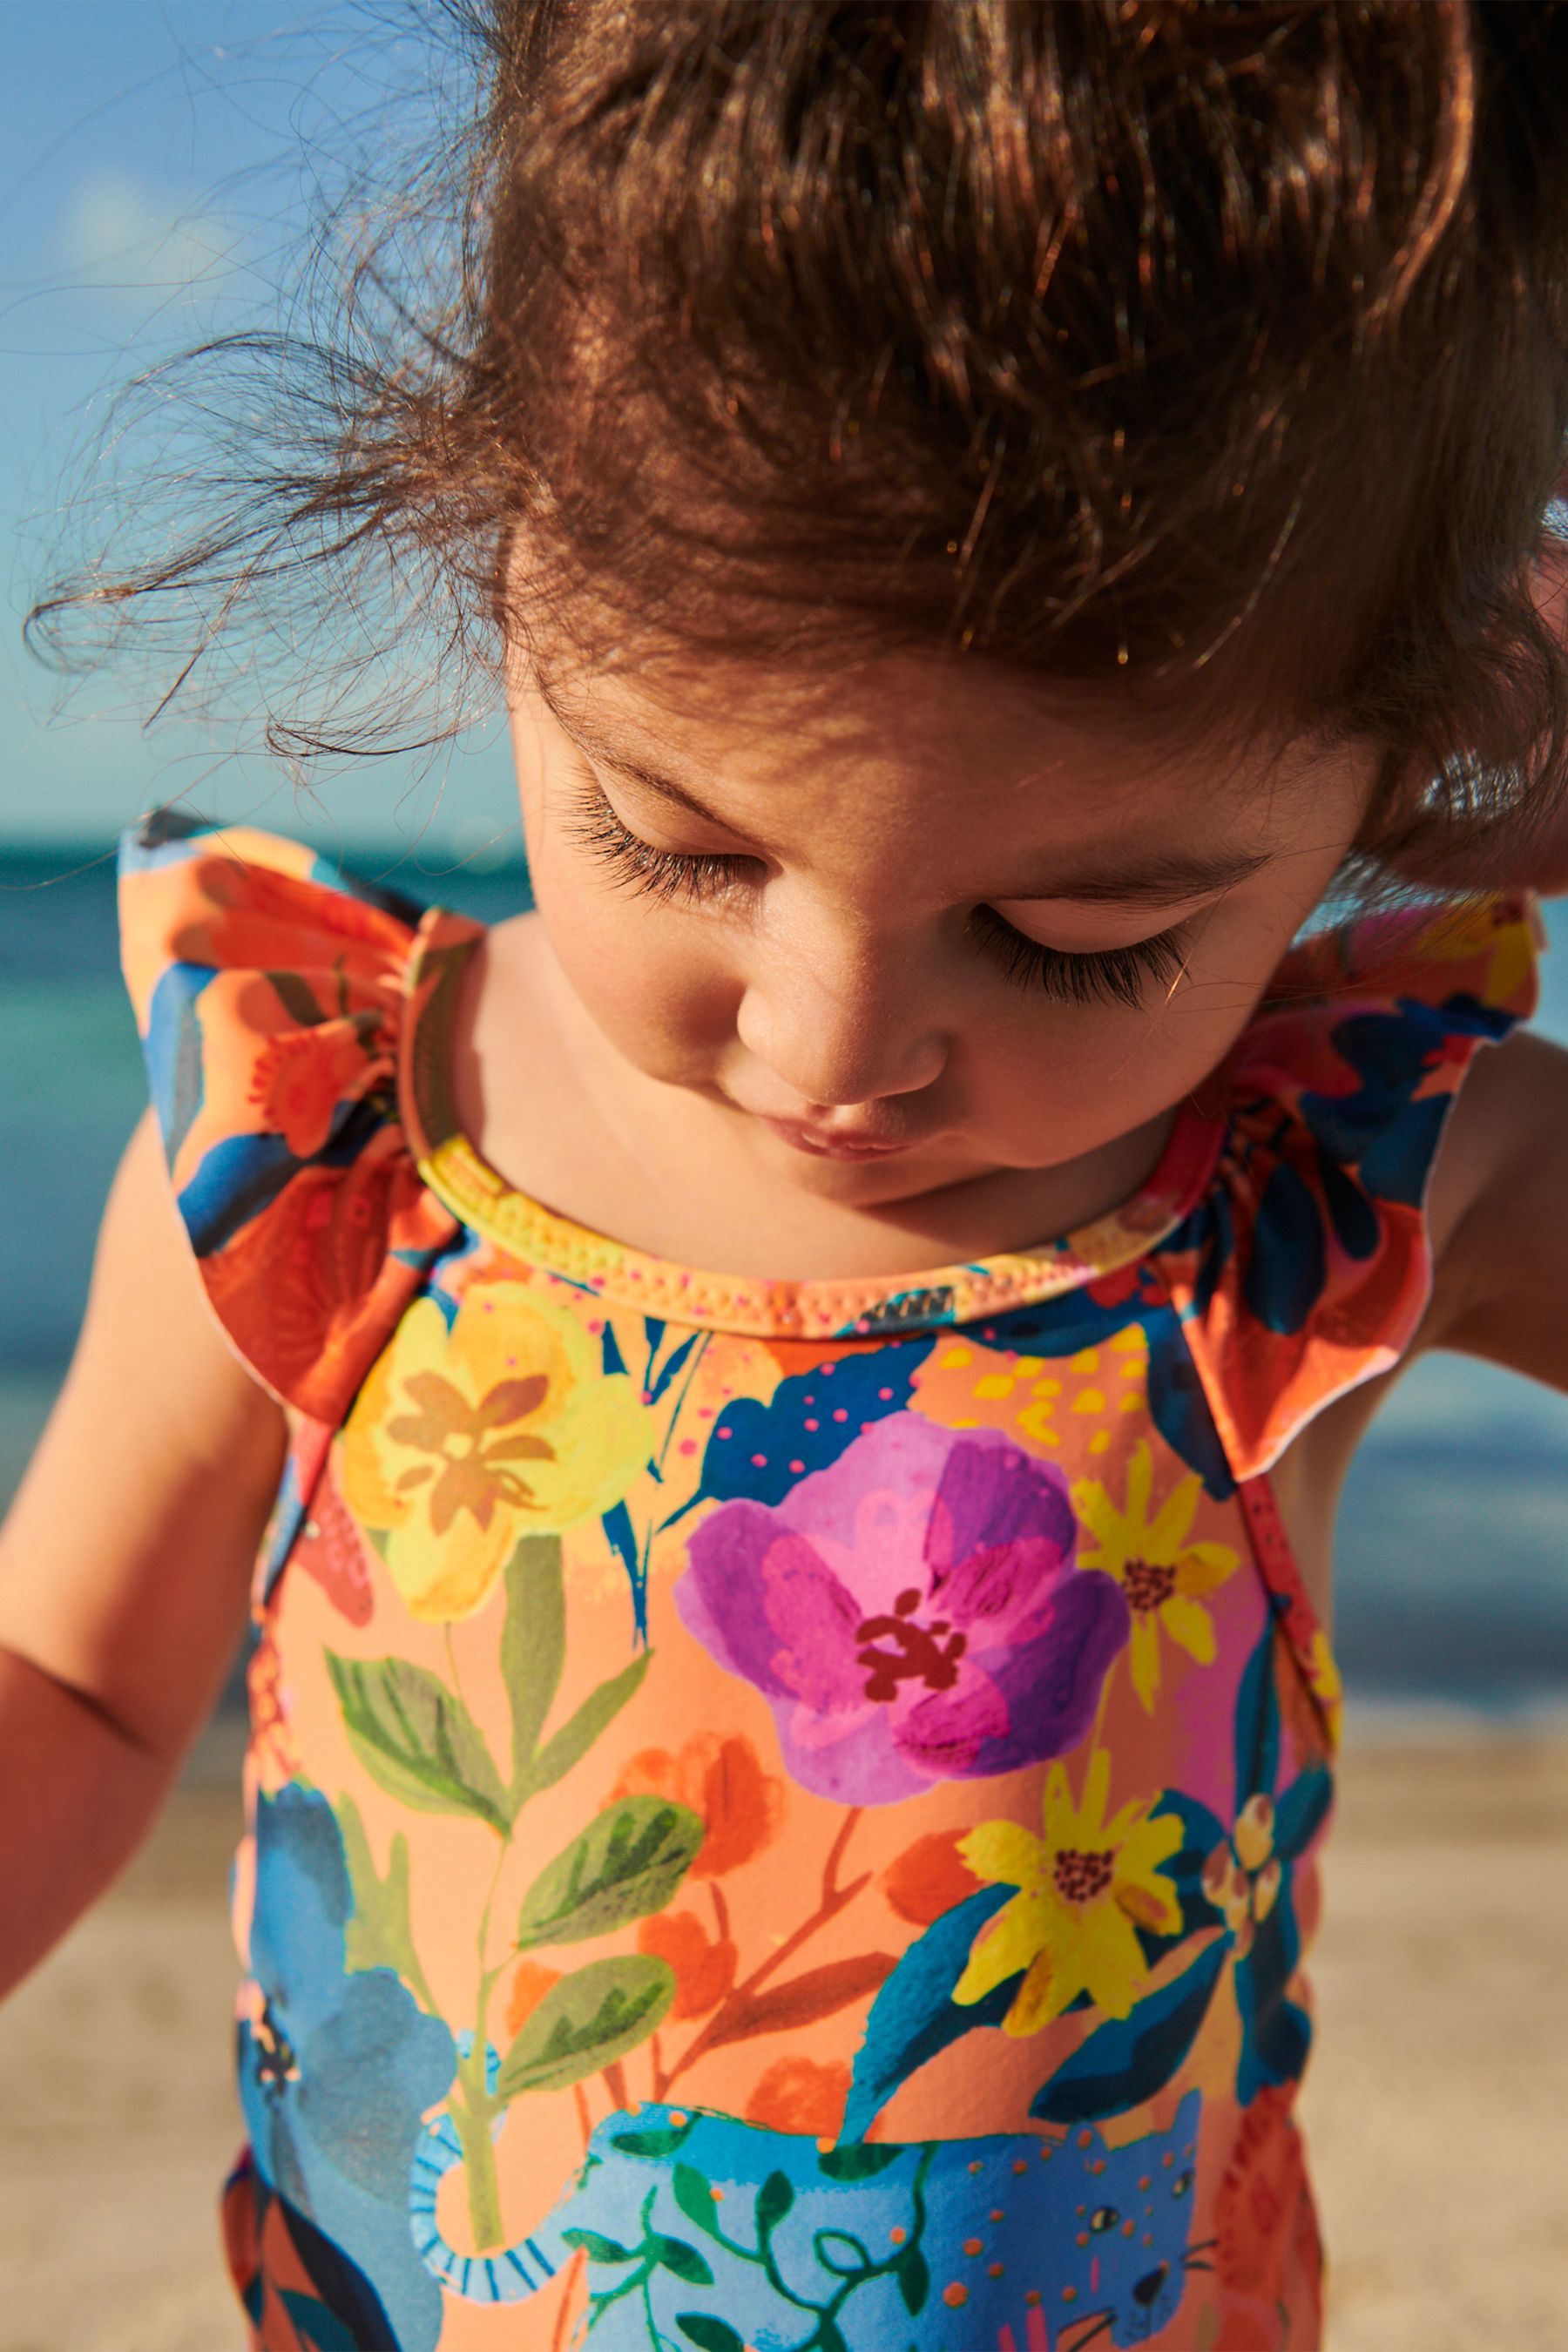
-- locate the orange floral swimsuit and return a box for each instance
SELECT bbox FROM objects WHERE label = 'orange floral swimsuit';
[118,814,1538,2352]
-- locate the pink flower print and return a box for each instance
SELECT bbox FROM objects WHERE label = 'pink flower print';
[675,1414,1128,1804]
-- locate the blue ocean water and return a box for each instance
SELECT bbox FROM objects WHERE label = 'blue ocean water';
[2,842,1565,1707]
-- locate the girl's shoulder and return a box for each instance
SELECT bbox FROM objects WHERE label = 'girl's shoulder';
[1151,888,1543,1479]
[116,808,481,1420]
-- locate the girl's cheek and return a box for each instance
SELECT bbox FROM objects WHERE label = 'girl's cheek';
[973,975,1250,1162]
[541,877,741,1074]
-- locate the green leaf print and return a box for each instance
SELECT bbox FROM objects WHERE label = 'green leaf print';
[896,2244,930,2315]
[755,2172,795,2240]
[520,1650,651,1802]
[499,1535,565,1790]
[326,1652,510,1833]
[676,2319,745,2352]
[672,2164,724,2239]
[499,1533,652,1810]
[814,2230,873,2279]
[336,1794,429,2000]
[561,2228,639,2267]
[262,969,328,1031]
[815,2143,902,2182]
[514,1796,705,1949]
[652,2236,714,2288]
[495,1953,677,2098]
[611,2120,698,2159]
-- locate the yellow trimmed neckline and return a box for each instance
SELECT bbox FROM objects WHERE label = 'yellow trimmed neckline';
[395,903,1225,1340]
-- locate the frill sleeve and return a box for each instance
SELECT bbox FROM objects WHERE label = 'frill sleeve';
[1152,890,1543,1481]
[118,809,467,1421]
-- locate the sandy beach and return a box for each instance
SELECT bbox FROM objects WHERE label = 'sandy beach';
[2,1723,1566,2352]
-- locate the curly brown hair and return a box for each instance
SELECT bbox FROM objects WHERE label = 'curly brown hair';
[30,1,1568,872]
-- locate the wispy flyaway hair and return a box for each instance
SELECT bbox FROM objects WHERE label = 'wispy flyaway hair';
[31,2,1568,867]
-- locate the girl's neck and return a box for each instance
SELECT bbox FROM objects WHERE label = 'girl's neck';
[445,912,1185,1283]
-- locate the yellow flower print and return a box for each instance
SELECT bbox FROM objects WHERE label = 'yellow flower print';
[1072,1441,1239,1713]
[952,1750,1183,2034]
[340,1283,653,1620]
[1417,893,1539,1010]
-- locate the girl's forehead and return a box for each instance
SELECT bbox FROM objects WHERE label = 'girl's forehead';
[529,651,1373,882]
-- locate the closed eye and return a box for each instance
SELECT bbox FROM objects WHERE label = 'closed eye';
[568,772,1192,1009]
[970,904,1189,1008]
[566,778,759,907]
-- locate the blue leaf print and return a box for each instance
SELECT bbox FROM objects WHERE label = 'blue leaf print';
[1314,1142,1380,1260]
[1242,1160,1326,1335]
[143,958,213,1167]
[1031,1935,1229,2125]
[649,1330,701,1404]
[679,1338,933,1518]
[1233,1629,1281,1812]
[1235,1896,1310,2104]
[987,1285,1154,1355]
[600,1500,645,1636]
[1148,1789,1229,1938]
[1273,1765,1333,1861]
[841,1884,1014,2143]
[1191,1184,1234,1316]
[416,1228,485,1332]
[259,1453,309,1606]
[1358,1092,1449,1206]
[1146,1313,1234,1499]
[176,1097,387,1256]
[1301,991,1514,1211]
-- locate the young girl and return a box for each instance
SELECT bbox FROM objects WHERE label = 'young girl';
[6,5,1568,2347]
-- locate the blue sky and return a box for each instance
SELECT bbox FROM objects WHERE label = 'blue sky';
[0,2,517,855]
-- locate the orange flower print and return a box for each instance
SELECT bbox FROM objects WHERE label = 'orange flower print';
[882,1830,983,1928]
[249,1023,378,1159]
[745,2057,852,2137]
[1216,2085,1310,2303]
[613,1734,784,1879]
[637,1909,738,2019]
[504,1959,563,2043]
[202,1143,446,1422]
[247,1632,299,1793]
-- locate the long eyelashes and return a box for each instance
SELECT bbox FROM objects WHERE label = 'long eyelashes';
[567,779,1190,1010]
[564,781,756,908]
[968,904,1188,1009]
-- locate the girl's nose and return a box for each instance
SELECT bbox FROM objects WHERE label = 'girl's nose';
[734,930,946,1108]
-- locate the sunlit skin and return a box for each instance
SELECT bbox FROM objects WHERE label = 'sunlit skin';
[446,651,1375,1282]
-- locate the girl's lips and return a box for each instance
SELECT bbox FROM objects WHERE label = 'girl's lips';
[758,1116,915,1161]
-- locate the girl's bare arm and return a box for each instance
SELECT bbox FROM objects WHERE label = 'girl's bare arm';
[1425,1026,1568,1389]
[0,1110,287,1996]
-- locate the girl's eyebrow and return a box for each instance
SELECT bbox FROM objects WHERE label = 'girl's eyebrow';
[1003,846,1274,907]
[549,697,1272,905]
[545,699,732,822]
